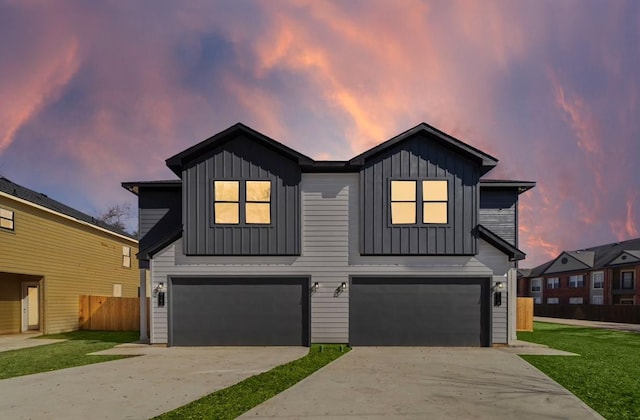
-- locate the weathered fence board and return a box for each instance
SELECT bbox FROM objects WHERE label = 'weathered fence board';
[79,295,140,331]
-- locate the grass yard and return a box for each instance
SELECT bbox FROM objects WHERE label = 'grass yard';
[519,322,640,420]
[156,344,350,420]
[0,330,139,380]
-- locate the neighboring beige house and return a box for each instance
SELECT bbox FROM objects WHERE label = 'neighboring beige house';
[0,177,139,334]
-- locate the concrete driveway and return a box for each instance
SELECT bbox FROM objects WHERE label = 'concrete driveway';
[0,344,307,420]
[240,347,603,419]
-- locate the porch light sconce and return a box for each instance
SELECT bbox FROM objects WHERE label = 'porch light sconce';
[312,282,320,292]
[154,282,165,307]
[493,282,503,307]
[334,282,347,297]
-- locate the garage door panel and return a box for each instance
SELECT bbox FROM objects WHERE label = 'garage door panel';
[350,278,489,346]
[171,277,309,346]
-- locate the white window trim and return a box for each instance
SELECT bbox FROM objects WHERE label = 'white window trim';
[547,297,559,304]
[569,297,584,304]
[569,274,584,288]
[591,271,604,289]
[547,277,560,289]
[531,278,542,293]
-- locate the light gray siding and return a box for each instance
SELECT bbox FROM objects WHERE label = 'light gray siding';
[360,134,479,255]
[149,173,500,345]
[476,239,512,344]
[182,135,301,256]
[479,189,517,246]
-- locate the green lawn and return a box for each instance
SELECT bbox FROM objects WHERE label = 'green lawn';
[0,330,139,379]
[155,344,350,420]
[518,322,640,420]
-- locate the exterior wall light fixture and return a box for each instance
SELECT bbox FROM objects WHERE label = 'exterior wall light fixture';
[312,282,320,292]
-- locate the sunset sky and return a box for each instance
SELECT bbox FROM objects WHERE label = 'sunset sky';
[1,1,638,267]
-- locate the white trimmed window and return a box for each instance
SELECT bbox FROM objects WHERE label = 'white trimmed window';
[122,246,131,268]
[547,277,560,289]
[547,297,559,304]
[569,275,584,288]
[214,180,271,225]
[531,278,542,292]
[621,271,635,289]
[533,297,542,304]
[113,283,122,297]
[0,208,14,231]
[591,295,604,305]
[569,297,583,304]
[591,271,604,289]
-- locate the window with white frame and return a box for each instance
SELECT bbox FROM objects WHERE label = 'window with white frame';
[122,246,131,268]
[0,208,14,231]
[533,297,542,304]
[569,297,583,304]
[531,278,542,292]
[547,277,560,289]
[547,297,559,304]
[591,295,604,305]
[569,275,584,288]
[621,271,635,289]
[591,271,604,289]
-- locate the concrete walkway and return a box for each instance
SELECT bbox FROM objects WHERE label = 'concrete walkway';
[535,316,640,333]
[0,333,66,352]
[240,347,602,419]
[0,345,307,420]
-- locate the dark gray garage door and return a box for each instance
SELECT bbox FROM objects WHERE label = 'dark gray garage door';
[350,277,490,346]
[170,277,309,346]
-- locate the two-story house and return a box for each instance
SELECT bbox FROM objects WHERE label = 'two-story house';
[1,177,139,334]
[123,122,534,347]
[520,238,640,305]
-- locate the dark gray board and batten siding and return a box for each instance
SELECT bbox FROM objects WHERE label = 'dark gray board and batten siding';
[479,188,518,247]
[361,134,479,255]
[182,135,301,255]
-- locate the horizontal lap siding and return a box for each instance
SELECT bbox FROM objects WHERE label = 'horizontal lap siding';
[476,239,512,344]
[479,189,518,246]
[150,173,498,344]
[0,197,139,334]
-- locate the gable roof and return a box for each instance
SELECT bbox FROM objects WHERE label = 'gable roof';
[166,123,315,176]
[348,122,499,175]
[527,237,640,277]
[0,176,136,241]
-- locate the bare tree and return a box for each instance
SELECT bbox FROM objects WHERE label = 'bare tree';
[96,203,132,232]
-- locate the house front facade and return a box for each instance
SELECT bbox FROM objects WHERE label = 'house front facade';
[520,238,640,305]
[0,177,139,334]
[124,123,534,347]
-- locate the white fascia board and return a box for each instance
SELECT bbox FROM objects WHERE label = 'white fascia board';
[0,191,138,245]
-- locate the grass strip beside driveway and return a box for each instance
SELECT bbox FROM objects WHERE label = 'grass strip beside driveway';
[156,344,350,420]
[0,330,139,380]
[519,321,640,420]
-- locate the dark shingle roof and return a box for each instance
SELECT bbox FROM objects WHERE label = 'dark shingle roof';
[527,237,640,277]
[0,177,136,240]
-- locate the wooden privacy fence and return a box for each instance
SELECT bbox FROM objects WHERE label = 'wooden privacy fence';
[535,304,640,324]
[517,297,534,332]
[79,295,141,331]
